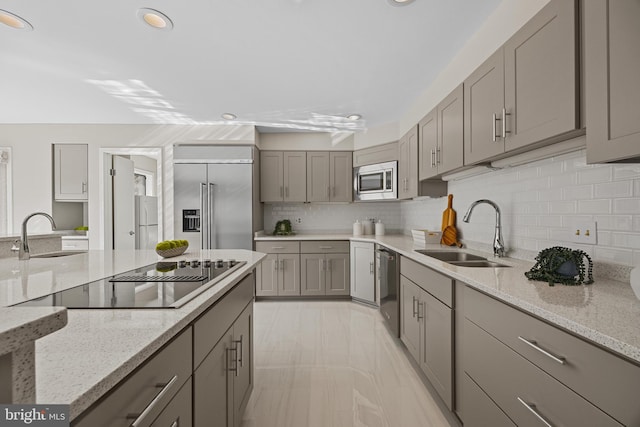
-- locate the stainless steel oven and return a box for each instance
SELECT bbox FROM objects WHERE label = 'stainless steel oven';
[354,161,397,201]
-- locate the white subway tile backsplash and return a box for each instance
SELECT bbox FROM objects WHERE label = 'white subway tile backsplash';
[538,188,563,201]
[549,201,576,214]
[550,173,577,187]
[613,165,640,181]
[613,198,640,214]
[578,167,612,184]
[593,215,633,231]
[612,233,640,249]
[562,184,593,200]
[594,181,633,198]
[594,247,633,265]
[538,215,562,227]
[577,199,611,214]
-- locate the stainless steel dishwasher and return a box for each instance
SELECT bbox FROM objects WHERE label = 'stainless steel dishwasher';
[376,245,399,337]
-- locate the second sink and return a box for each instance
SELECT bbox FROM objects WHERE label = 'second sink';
[414,250,486,262]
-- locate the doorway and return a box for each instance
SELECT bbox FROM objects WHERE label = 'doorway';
[100,148,163,250]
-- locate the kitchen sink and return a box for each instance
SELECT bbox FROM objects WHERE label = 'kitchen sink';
[449,260,510,268]
[414,250,486,262]
[30,251,86,258]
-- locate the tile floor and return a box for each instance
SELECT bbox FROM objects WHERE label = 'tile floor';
[241,300,456,427]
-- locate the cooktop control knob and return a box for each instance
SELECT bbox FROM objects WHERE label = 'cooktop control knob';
[228,259,237,267]
[178,260,187,268]
[215,259,224,268]
[190,260,200,268]
[203,259,211,268]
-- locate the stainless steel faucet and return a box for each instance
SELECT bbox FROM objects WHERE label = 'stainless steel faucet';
[463,199,505,258]
[19,212,57,260]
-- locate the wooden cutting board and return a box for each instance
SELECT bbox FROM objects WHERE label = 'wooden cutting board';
[441,194,456,231]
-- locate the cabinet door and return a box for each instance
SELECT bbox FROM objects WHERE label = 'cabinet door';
[233,303,253,427]
[398,125,419,199]
[260,151,283,202]
[400,276,421,363]
[279,254,300,296]
[194,330,234,427]
[54,144,88,201]
[464,49,505,165]
[325,253,350,296]
[420,289,453,410]
[300,254,325,296]
[306,152,330,202]
[256,255,278,297]
[504,0,578,152]
[151,378,193,427]
[418,107,438,180]
[350,242,375,302]
[585,0,640,163]
[283,152,306,202]
[329,152,353,202]
[438,84,464,174]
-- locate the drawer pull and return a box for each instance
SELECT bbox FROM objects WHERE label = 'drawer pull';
[126,375,178,427]
[319,246,333,249]
[518,336,565,365]
[235,335,244,368]
[271,246,285,249]
[171,420,179,427]
[517,397,553,427]
[228,347,238,377]
[412,296,418,318]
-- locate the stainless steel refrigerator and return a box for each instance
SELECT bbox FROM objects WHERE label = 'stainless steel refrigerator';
[135,195,159,250]
[173,145,258,250]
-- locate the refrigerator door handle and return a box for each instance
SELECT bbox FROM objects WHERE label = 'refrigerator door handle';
[208,183,215,250]
[200,183,208,250]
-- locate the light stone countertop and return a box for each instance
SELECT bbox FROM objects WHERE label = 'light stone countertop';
[255,232,640,364]
[0,307,67,356]
[0,249,265,420]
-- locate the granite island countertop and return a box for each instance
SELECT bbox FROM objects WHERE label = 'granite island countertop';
[255,232,640,364]
[0,249,265,420]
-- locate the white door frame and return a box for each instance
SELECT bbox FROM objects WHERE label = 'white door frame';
[99,147,163,250]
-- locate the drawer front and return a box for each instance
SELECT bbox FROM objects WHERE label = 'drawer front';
[400,256,452,307]
[300,240,350,254]
[463,373,515,427]
[62,239,89,251]
[465,319,621,427]
[255,241,300,254]
[193,272,254,368]
[465,286,640,426]
[74,327,193,427]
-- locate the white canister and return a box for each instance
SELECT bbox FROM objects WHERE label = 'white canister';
[362,219,374,235]
[375,220,385,236]
[353,220,363,236]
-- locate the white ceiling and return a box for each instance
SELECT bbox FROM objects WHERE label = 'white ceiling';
[0,0,501,132]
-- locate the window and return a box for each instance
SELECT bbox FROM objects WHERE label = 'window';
[0,148,12,234]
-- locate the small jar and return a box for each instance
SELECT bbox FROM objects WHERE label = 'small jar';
[353,220,363,236]
[375,220,385,236]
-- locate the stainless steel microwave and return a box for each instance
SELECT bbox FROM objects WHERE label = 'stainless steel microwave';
[353,161,398,201]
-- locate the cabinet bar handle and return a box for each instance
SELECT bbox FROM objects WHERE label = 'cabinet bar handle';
[319,246,333,249]
[228,347,238,377]
[412,296,418,318]
[493,113,501,141]
[280,260,284,270]
[234,335,244,368]
[271,246,285,249]
[171,420,179,427]
[82,182,87,193]
[417,302,425,320]
[518,336,565,365]
[369,262,374,275]
[517,397,553,427]
[430,149,436,167]
[436,147,441,165]
[274,259,278,270]
[126,375,179,427]
[502,108,511,139]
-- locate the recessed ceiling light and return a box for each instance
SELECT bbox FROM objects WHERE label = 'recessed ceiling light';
[388,0,416,6]
[137,8,173,30]
[221,113,237,120]
[347,114,362,121]
[0,9,33,30]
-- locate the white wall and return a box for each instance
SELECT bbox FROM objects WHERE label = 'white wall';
[0,124,255,248]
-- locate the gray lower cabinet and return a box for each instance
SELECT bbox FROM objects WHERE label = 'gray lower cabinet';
[464,0,579,165]
[349,241,375,303]
[399,257,453,410]
[194,303,252,427]
[585,0,640,163]
[462,374,514,427]
[464,285,640,426]
[73,328,193,427]
[255,241,301,296]
[300,241,350,296]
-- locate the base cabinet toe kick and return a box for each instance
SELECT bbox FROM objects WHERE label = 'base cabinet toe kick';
[72,271,255,427]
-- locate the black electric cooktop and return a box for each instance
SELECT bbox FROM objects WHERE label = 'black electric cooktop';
[12,259,246,309]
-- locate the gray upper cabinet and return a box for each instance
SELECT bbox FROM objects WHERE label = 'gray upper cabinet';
[54,143,88,201]
[398,125,419,199]
[464,0,579,165]
[353,142,398,167]
[306,151,352,202]
[585,0,640,163]
[419,84,464,179]
[260,151,306,202]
